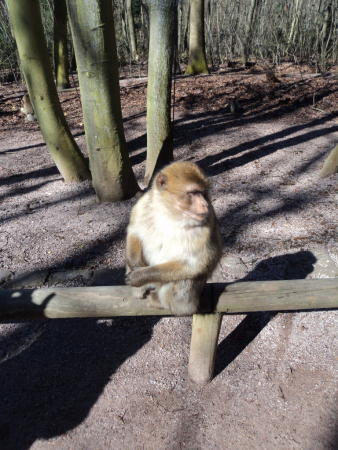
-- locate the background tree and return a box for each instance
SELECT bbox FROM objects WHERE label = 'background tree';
[287,0,303,49]
[179,1,189,57]
[7,0,91,183]
[241,0,260,65]
[319,143,338,177]
[66,0,140,202]
[54,0,71,90]
[127,0,138,60]
[145,0,177,185]
[185,0,209,75]
[120,0,130,54]
[4,0,338,80]
[320,2,334,73]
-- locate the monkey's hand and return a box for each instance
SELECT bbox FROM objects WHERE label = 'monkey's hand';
[125,267,147,287]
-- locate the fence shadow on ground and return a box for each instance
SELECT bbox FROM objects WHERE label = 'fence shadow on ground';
[0,250,322,449]
[0,309,159,450]
[214,250,317,378]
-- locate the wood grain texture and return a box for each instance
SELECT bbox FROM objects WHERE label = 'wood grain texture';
[1,279,338,320]
[213,279,338,313]
[188,312,223,384]
[0,284,213,320]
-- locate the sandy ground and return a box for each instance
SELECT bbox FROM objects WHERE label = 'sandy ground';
[1,64,338,449]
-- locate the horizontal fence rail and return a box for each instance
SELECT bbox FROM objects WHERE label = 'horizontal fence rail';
[1,279,338,320]
[1,279,338,384]
[213,279,338,313]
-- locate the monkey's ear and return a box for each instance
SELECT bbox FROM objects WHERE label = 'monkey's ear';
[156,173,167,190]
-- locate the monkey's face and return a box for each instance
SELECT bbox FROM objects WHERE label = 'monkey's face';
[154,162,211,225]
[176,185,209,223]
[158,183,210,225]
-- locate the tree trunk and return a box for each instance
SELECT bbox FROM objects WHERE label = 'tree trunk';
[54,0,71,90]
[178,0,183,53]
[144,1,177,185]
[319,143,338,177]
[185,0,209,75]
[181,2,190,56]
[230,1,240,60]
[120,0,129,52]
[242,0,260,64]
[288,0,303,47]
[126,0,137,59]
[173,8,181,74]
[7,0,91,182]
[321,2,333,73]
[67,0,140,202]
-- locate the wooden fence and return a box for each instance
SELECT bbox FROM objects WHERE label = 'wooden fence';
[1,279,338,383]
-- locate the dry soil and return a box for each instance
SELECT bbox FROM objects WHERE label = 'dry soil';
[1,63,338,450]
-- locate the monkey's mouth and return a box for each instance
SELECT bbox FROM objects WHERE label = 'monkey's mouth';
[174,202,208,222]
[196,213,208,220]
[184,211,208,222]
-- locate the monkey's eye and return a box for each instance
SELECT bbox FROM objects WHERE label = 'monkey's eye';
[188,190,201,195]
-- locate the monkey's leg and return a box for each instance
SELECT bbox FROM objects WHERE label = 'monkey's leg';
[132,284,156,299]
[158,278,207,316]
[146,290,165,310]
[156,283,174,311]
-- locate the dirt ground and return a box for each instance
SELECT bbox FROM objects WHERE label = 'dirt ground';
[1,62,338,449]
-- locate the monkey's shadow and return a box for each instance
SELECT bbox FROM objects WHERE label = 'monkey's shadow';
[213,250,317,377]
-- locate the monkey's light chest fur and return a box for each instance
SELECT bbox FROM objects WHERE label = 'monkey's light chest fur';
[130,191,214,269]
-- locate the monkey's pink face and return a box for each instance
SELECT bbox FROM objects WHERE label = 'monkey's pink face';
[175,185,209,223]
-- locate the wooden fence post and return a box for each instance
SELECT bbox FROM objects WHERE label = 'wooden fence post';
[188,312,223,384]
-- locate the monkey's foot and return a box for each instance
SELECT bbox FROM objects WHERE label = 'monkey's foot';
[146,291,164,310]
[132,286,154,299]
[146,298,164,310]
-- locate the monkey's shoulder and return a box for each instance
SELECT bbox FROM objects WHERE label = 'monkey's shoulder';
[128,192,155,228]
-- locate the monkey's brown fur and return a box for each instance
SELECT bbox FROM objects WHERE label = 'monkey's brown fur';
[125,162,222,315]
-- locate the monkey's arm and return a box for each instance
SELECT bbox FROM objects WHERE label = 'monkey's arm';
[125,261,202,287]
[126,233,147,271]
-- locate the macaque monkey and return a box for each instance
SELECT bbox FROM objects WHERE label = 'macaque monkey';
[21,93,37,122]
[230,97,240,114]
[125,162,222,316]
[266,71,280,83]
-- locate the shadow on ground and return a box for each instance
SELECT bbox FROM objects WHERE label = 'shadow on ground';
[214,251,317,377]
[0,250,323,449]
[0,313,159,450]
